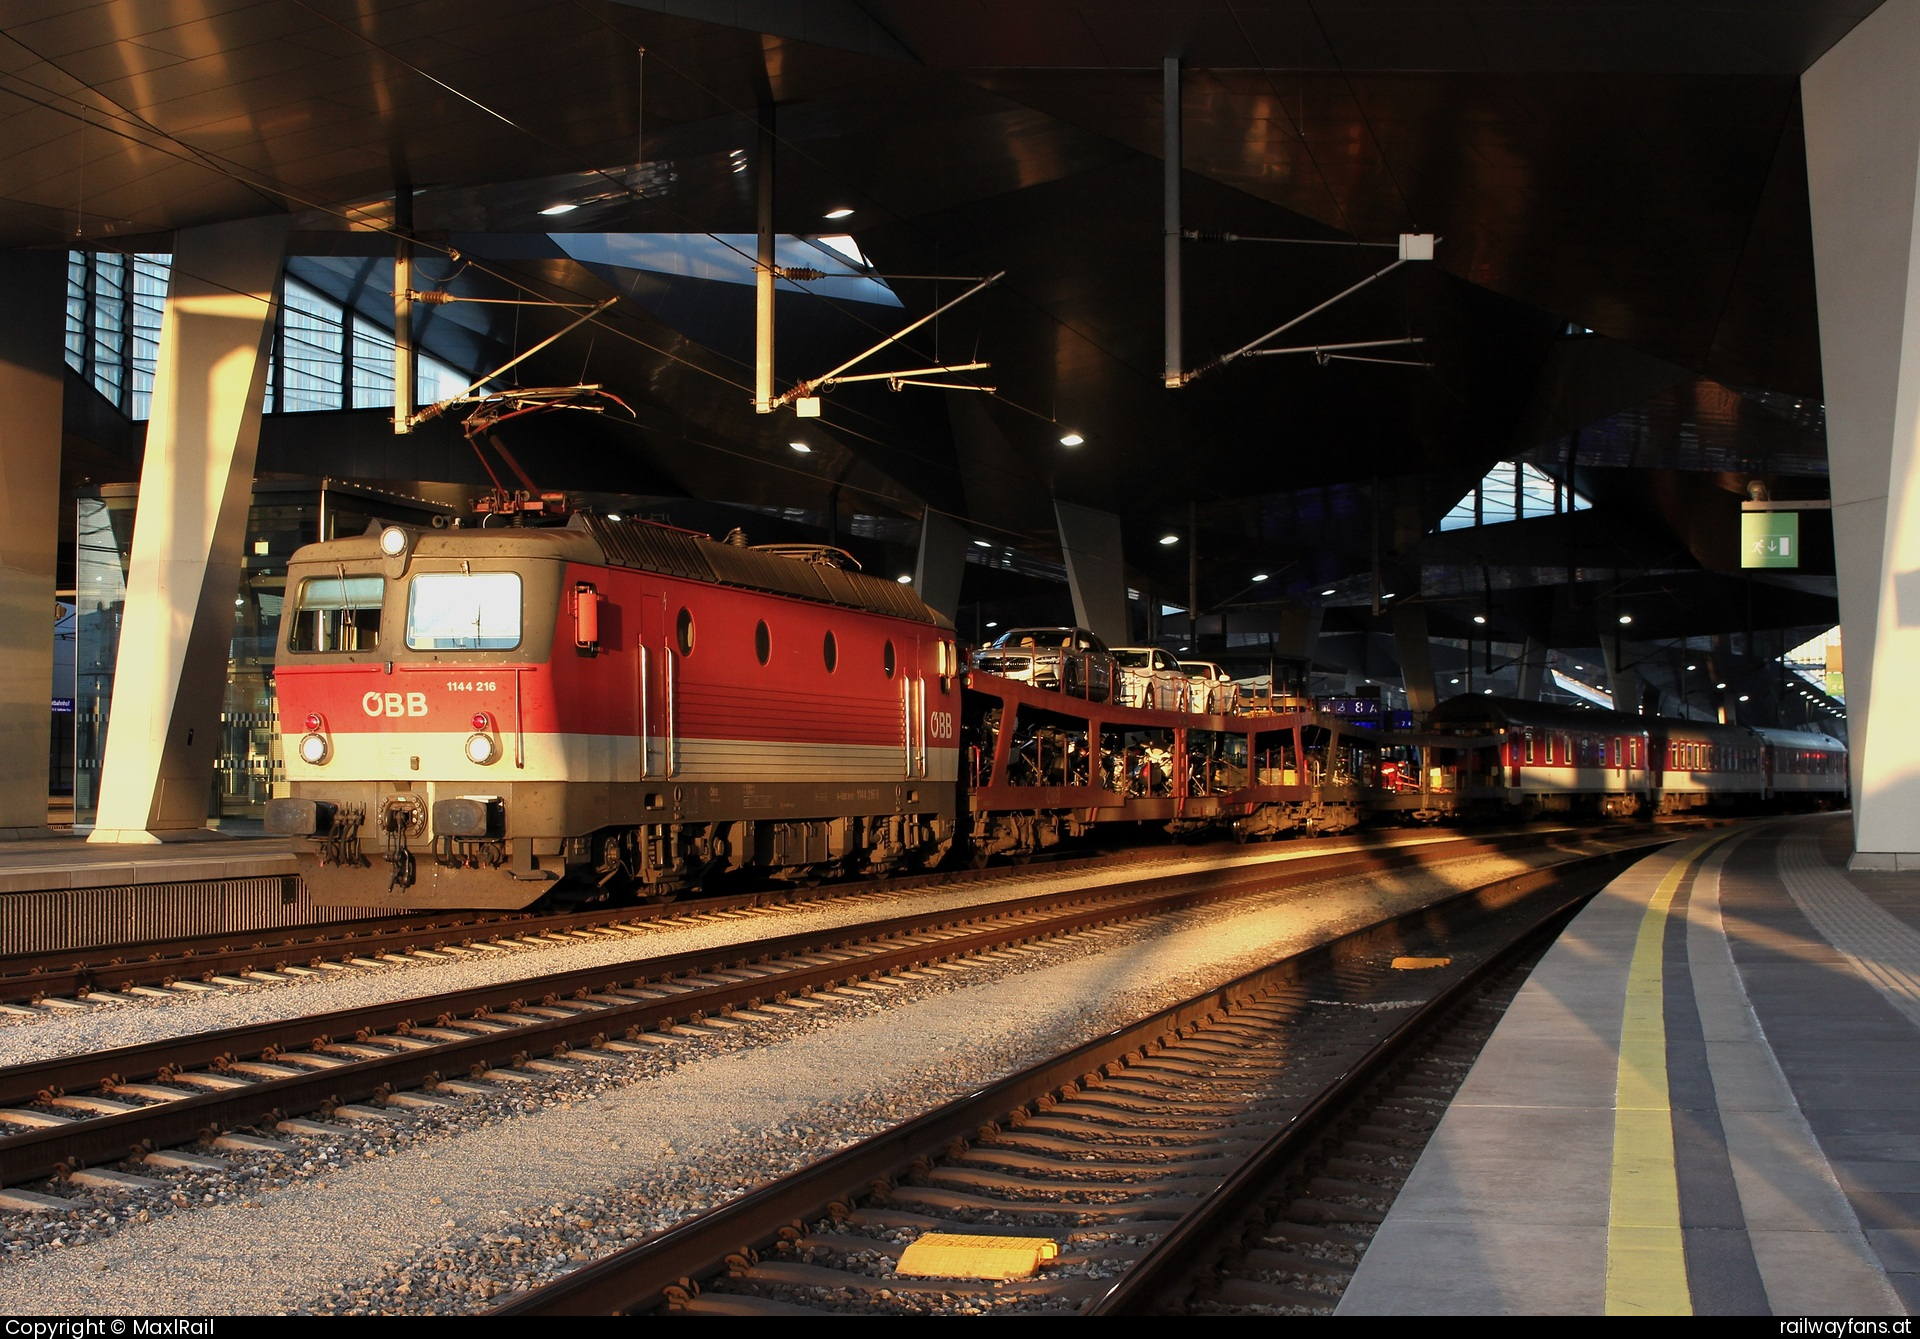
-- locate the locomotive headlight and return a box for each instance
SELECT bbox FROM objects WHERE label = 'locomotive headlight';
[298,732,330,765]
[379,525,409,558]
[466,732,499,765]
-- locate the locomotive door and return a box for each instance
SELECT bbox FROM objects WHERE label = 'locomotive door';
[635,596,670,780]
[903,635,927,780]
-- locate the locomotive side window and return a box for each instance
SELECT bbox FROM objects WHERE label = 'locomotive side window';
[823,629,838,672]
[405,572,521,650]
[883,639,896,678]
[755,619,771,666]
[676,607,695,656]
[288,575,383,652]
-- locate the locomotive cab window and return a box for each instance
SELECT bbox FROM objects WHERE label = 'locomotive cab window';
[676,607,695,656]
[823,629,838,672]
[288,574,383,652]
[404,572,522,650]
[755,619,771,666]
[883,639,896,678]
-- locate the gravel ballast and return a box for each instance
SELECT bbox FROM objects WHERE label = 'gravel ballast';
[0,836,1471,1069]
[0,841,1630,1314]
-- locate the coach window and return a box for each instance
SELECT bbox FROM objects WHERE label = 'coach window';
[883,639,896,678]
[755,619,771,666]
[1524,732,1535,764]
[676,607,695,656]
[823,629,838,672]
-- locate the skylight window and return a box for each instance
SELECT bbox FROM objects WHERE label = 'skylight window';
[550,233,901,307]
[1438,461,1591,531]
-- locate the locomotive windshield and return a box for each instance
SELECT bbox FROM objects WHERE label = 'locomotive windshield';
[287,574,383,652]
[405,572,523,650]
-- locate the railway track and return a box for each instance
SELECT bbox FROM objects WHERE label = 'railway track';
[0,829,1629,1199]
[0,826,1621,1008]
[484,839,1651,1316]
[0,849,1122,1008]
[1097,940,1547,1314]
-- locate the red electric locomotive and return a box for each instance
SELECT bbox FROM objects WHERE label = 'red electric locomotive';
[267,512,961,908]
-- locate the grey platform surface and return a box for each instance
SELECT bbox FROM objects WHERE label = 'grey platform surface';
[0,830,296,893]
[1339,815,1916,1316]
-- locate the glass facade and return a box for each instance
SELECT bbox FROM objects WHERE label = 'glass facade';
[74,481,452,827]
[66,253,473,421]
[66,252,170,419]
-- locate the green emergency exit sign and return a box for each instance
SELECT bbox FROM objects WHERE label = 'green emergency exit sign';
[1742,511,1799,568]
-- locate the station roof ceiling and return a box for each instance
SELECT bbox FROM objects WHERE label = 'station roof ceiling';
[0,0,1872,706]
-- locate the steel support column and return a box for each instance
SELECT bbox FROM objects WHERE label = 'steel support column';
[0,252,65,838]
[1516,636,1548,702]
[1162,56,1182,389]
[90,217,288,843]
[1599,615,1642,716]
[1275,604,1323,663]
[1054,501,1129,649]
[912,508,969,624]
[1390,604,1438,715]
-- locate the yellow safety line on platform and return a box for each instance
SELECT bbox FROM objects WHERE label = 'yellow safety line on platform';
[1604,834,1729,1316]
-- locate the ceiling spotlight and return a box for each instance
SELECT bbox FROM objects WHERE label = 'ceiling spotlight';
[1059,432,1084,447]
[538,203,579,216]
[789,441,812,453]
[1687,664,1697,671]
[973,539,991,548]
[1321,588,1336,596]
[1472,614,1487,625]
[1617,614,1633,625]
[606,513,621,522]
[1251,573,1268,582]
[1483,688,1494,695]
[1716,681,1728,690]
[1159,534,1180,546]
[824,207,855,219]
[1739,694,1751,702]
[1382,592,1395,600]
[985,621,998,628]
[896,574,913,584]
[1450,677,1460,685]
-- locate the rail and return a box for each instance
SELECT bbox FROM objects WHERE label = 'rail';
[488,840,1656,1315]
[0,830,1622,1192]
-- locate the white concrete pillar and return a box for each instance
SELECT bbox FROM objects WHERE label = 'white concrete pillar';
[0,253,66,838]
[1806,0,1920,866]
[1053,500,1129,647]
[90,217,287,843]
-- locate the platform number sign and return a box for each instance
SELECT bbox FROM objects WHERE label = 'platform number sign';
[1742,511,1799,569]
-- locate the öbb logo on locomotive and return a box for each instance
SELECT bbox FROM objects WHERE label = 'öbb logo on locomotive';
[362,691,429,717]
[263,509,1848,913]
